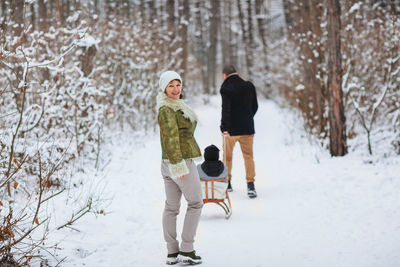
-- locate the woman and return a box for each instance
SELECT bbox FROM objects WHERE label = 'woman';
[157,70,203,265]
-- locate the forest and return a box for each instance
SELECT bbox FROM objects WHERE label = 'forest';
[0,0,399,266]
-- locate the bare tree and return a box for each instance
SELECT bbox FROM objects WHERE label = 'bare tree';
[148,0,157,24]
[220,1,229,66]
[237,0,252,78]
[178,0,190,82]
[327,0,347,156]
[255,0,271,95]
[167,0,175,31]
[282,0,293,34]
[193,0,208,92]
[10,0,24,37]
[247,0,254,78]
[30,2,36,32]
[255,0,268,56]
[55,0,64,25]
[207,0,220,93]
[38,0,48,32]
[1,1,7,22]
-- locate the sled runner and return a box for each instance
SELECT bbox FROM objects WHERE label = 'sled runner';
[200,176,232,219]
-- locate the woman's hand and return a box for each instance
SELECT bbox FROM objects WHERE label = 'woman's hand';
[179,174,188,179]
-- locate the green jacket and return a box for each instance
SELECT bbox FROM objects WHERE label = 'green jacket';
[157,92,201,178]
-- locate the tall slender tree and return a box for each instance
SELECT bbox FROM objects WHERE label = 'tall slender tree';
[282,0,293,35]
[247,0,254,77]
[207,0,220,93]
[148,0,157,24]
[167,0,175,31]
[64,0,71,19]
[220,1,237,67]
[220,0,230,66]
[30,2,36,31]
[178,0,190,82]
[237,0,251,78]
[55,0,64,25]
[38,0,48,32]
[327,0,347,156]
[1,1,7,22]
[193,0,208,91]
[10,0,24,37]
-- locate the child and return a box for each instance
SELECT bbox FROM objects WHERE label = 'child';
[197,145,228,180]
[197,144,232,218]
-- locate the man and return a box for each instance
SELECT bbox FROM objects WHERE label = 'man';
[220,65,258,198]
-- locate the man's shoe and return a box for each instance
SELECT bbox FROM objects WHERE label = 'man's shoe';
[247,182,257,198]
[166,252,179,265]
[227,180,233,192]
[179,250,202,265]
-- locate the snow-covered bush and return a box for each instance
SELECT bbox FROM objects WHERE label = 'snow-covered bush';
[342,1,400,155]
[0,5,107,265]
[0,1,186,264]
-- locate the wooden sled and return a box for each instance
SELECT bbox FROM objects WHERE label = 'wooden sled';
[200,177,232,219]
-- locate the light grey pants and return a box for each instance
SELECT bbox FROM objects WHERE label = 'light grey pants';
[161,159,203,254]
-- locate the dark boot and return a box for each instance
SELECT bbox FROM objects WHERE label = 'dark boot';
[227,180,233,192]
[166,252,179,265]
[247,182,257,198]
[179,251,202,265]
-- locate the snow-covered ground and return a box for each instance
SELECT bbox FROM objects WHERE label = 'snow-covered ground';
[54,96,400,267]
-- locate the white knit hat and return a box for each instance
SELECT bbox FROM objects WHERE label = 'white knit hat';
[159,71,182,91]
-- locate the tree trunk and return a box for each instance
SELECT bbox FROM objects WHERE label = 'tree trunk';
[237,0,251,77]
[327,0,347,156]
[122,0,130,19]
[255,0,271,96]
[255,0,267,50]
[148,0,157,24]
[220,0,230,66]
[10,0,24,36]
[93,0,99,14]
[9,0,24,88]
[64,0,70,19]
[221,1,237,67]
[1,1,7,22]
[37,0,51,82]
[282,0,293,36]
[247,0,254,46]
[390,0,399,15]
[38,0,48,32]
[55,0,64,26]
[30,2,36,32]
[81,46,97,77]
[207,0,220,93]
[167,0,175,31]
[178,0,190,82]
[193,0,208,92]
[139,0,146,24]
[105,0,113,17]
[247,0,254,79]
[229,3,238,67]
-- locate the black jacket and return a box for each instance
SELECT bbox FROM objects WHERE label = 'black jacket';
[220,74,258,135]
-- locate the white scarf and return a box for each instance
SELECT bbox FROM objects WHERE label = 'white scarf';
[156,92,198,123]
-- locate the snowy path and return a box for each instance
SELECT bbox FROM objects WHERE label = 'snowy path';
[62,96,400,267]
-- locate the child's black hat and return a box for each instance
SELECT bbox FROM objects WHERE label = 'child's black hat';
[204,144,219,161]
[201,144,224,177]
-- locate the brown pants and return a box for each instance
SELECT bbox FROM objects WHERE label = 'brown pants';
[161,159,203,254]
[223,134,255,183]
